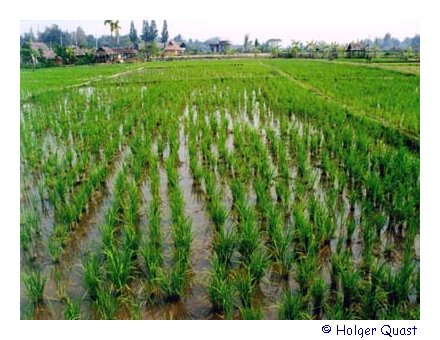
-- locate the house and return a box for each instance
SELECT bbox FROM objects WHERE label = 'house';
[163,40,184,56]
[179,42,186,53]
[72,47,89,58]
[113,47,137,60]
[346,43,368,58]
[30,42,55,60]
[209,39,230,53]
[95,47,118,63]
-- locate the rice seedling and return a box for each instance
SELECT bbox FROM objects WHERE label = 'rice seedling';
[64,297,82,320]
[23,270,46,305]
[295,255,318,295]
[247,247,269,285]
[212,226,236,264]
[278,290,303,320]
[104,246,134,292]
[235,269,256,308]
[324,294,351,320]
[240,306,263,320]
[208,256,235,318]
[237,217,261,263]
[172,217,193,264]
[310,276,327,317]
[20,225,31,252]
[123,224,140,258]
[95,287,118,320]
[346,215,357,244]
[157,260,190,301]
[268,211,294,278]
[82,252,102,299]
[210,198,229,229]
[341,265,361,309]
[362,219,377,269]
[100,223,116,251]
[141,243,163,281]
[47,235,63,263]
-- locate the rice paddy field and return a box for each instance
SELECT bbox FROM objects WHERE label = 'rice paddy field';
[20,59,420,320]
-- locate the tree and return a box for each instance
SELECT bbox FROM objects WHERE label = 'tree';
[129,21,139,48]
[142,41,160,61]
[290,40,301,58]
[371,44,379,58]
[174,34,183,43]
[160,20,169,43]
[86,34,97,49]
[21,28,35,46]
[20,42,38,65]
[149,20,158,42]
[329,42,339,59]
[141,20,150,42]
[305,40,317,58]
[382,33,392,50]
[411,34,420,52]
[114,21,121,46]
[244,33,250,52]
[104,20,121,46]
[39,24,64,47]
[75,26,87,47]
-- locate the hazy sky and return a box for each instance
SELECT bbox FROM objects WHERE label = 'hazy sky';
[20,18,419,46]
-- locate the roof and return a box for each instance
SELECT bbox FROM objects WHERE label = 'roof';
[164,40,183,51]
[209,38,230,45]
[347,43,366,51]
[30,42,56,59]
[96,47,116,55]
[73,48,89,56]
[113,47,137,55]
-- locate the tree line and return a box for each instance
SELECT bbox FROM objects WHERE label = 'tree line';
[20,21,420,67]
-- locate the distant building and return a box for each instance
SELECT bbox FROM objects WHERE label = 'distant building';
[95,46,137,63]
[114,47,137,60]
[179,42,187,53]
[95,47,117,63]
[71,47,89,58]
[346,43,368,58]
[29,42,55,60]
[163,40,184,56]
[209,39,230,53]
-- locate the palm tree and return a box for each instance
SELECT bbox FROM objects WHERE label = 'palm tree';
[305,40,317,58]
[104,20,121,46]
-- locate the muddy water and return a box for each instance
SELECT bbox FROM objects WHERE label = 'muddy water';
[176,126,213,318]
[21,146,131,319]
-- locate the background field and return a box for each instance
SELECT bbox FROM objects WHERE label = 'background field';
[20,59,420,320]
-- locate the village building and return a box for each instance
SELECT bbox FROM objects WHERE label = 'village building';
[162,40,185,56]
[72,47,89,58]
[209,39,230,53]
[346,43,368,58]
[113,47,137,60]
[95,47,117,63]
[30,42,56,60]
